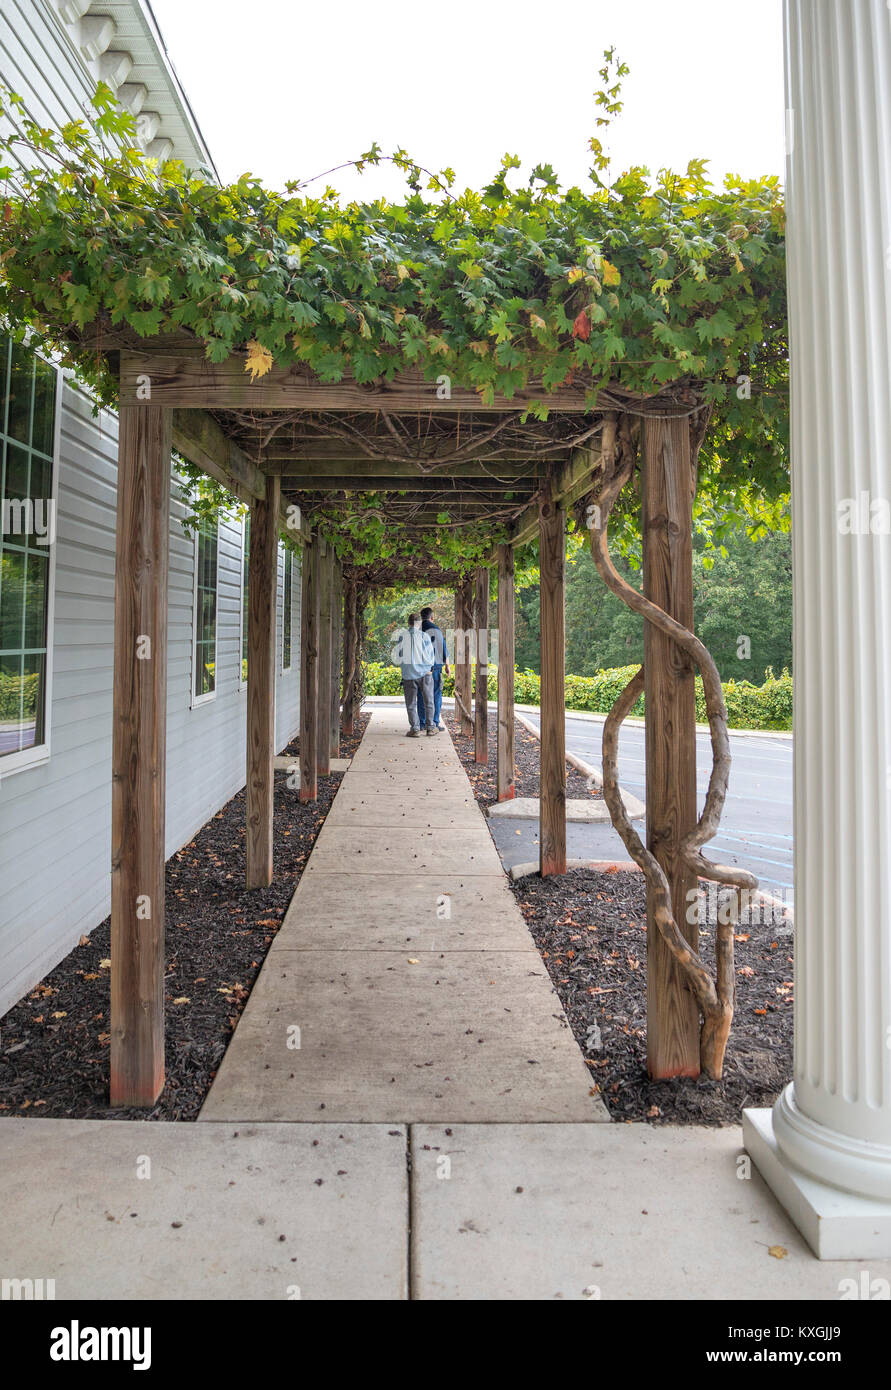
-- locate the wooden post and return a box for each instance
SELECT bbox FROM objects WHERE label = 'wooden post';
[245,475,281,890]
[456,576,473,737]
[299,536,319,802]
[341,574,356,737]
[642,415,700,1078]
[538,490,566,876]
[497,542,516,800]
[316,541,332,776]
[473,566,490,763]
[110,404,171,1107]
[330,558,342,758]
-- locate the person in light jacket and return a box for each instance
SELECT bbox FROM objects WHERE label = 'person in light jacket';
[394,613,436,737]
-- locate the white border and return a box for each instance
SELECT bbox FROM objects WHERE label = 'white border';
[190,514,219,708]
[0,352,62,781]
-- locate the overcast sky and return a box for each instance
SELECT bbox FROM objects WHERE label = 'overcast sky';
[150,0,785,200]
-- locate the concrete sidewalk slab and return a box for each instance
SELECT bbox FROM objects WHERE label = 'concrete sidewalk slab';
[0,1119,407,1300]
[270,873,531,951]
[202,706,606,1124]
[200,951,602,1123]
[410,1124,891,1300]
[325,791,479,830]
[489,796,614,823]
[305,824,503,876]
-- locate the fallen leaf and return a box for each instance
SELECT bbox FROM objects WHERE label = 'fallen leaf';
[768,1245,788,1259]
[407,958,419,965]
[51,1011,67,1020]
[172,997,190,1005]
[99,959,111,970]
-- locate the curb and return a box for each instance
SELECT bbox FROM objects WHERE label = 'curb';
[514,712,646,820]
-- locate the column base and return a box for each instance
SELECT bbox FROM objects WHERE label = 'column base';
[743,1109,891,1259]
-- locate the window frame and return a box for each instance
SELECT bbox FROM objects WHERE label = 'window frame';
[0,342,61,780]
[190,513,219,708]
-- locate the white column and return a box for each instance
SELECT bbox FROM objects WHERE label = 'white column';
[743,0,891,1258]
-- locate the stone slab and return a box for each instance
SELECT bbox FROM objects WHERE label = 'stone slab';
[271,872,531,951]
[0,1119,407,1300]
[305,824,504,876]
[325,792,480,830]
[200,951,605,1123]
[489,796,613,823]
[410,1123,891,1300]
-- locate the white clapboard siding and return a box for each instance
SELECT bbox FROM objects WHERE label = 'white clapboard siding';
[0,377,302,1016]
[0,2,301,1016]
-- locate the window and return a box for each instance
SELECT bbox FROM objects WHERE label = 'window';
[192,515,218,702]
[240,513,249,685]
[0,341,58,770]
[282,544,293,671]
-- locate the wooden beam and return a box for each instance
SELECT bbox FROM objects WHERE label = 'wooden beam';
[110,404,171,1107]
[172,408,267,502]
[341,575,357,736]
[474,566,490,764]
[120,350,596,413]
[299,537,319,802]
[316,542,333,776]
[642,415,700,1079]
[455,576,473,738]
[282,481,529,498]
[538,491,566,876]
[330,558,342,758]
[496,543,516,800]
[268,456,548,476]
[245,474,281,889]
[510,446,598,547]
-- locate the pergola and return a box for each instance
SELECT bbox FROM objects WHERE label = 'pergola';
[101,334,712,1108]
[3,0,888,1262]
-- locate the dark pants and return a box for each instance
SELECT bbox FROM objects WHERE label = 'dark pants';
[418,664,443,727]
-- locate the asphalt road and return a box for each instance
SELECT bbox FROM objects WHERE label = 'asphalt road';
[369,698,794,901]
[516,711,794,901]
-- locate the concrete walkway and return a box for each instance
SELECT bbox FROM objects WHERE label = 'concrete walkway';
[200,706,606,1124]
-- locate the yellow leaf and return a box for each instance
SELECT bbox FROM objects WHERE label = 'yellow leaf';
[529,312,546,331]
[407,958,420,965]
[244,339,273,381]
[602,260,621,287]
[51,1011,67,1019]
[768,1245,788,1259]
[567,267,584,284]
[172,997,190,1005]
[396,263,410,281]
[99,958,111,970]
[393,307,405,324]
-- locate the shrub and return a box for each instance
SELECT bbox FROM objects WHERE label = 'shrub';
[362,660,793,731]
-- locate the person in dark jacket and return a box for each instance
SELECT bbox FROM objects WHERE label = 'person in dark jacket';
[417,606,449,732]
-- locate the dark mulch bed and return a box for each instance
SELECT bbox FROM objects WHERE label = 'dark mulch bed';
[512,871,793,1126]
[0,714,369,1122]
[448,712,600,811]
[451,712,793,1126]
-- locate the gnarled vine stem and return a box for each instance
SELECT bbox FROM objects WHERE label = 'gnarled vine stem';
[578,413,758,1078]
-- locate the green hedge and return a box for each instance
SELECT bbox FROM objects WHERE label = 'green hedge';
[0,670,40,720]
[362,661,793,732]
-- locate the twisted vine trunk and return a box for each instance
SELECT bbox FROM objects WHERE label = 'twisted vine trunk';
[582,412,758,1080]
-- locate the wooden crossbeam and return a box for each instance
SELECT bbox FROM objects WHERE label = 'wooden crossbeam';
[121,350,595,413]
[266,456,557,473]
[509,446,598,547]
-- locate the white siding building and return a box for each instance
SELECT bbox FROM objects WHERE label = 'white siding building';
[0,0,301,1017]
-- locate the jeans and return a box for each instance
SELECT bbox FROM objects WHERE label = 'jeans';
[418,664,443,728]
[403,674,434,730]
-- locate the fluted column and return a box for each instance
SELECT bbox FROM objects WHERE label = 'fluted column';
[743,0,891,1255]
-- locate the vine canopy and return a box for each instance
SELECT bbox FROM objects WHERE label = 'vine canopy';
[0,70,788,562]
